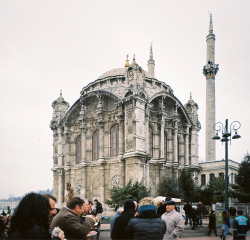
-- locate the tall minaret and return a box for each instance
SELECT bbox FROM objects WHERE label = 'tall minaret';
[147,43,155,77]
[203,13,219,162]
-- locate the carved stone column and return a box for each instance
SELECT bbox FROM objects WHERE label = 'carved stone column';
[80,163,87,199]
[80,125,87,162]
[57,127,63,166]
[118,114,124,156]
[173,119,180,164]
[184,124,191,166]
[99,164,105,203]
[57,169,64,207]
[119,159,125,188]
[160,117,166,160]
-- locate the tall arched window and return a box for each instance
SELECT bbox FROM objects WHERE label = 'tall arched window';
[209,173,215,182]
[76,135,81,164]
[201,174,206,185]
[110,124,119,157]
[219,172,224,179]
[149,126,153,157]
[165,133,168,161]
[92,130,99,161]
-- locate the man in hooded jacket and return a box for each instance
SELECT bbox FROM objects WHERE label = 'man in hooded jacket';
[111,199,135,240]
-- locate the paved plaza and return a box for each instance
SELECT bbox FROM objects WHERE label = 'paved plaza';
[99,218,250,240]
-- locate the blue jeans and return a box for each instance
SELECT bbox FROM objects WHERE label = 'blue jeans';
[199,213,203,226]
[223,224,229,237]
[185,214,193,226]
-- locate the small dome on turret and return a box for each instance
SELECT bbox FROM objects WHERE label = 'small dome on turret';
[51,91,70,120]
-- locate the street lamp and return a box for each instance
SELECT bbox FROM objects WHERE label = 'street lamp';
[212,119,241,209]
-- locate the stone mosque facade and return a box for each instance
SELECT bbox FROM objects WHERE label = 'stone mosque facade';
[50,45,201,206]
[50,15,239,206]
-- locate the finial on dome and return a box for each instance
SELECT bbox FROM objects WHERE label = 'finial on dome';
[190,92,192,99]
[125,54,130,67]
[60,90,62,97]
[133,54,136,62]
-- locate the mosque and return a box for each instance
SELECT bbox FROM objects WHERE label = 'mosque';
[50,15,239,206]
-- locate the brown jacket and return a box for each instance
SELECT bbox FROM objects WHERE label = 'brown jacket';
[50,207,95,240]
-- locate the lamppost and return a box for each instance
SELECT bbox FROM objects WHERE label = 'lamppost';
[212,119,241,209]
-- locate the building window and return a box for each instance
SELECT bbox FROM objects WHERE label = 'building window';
[201,174,206,185]
[209,173,215,182]
[110,124,119,157]
[165,133,168,161]
[149,126,153,157]
[76,135,81,164]
[231,173,235,184]
[219,172,224,179]
[92,130,99,161]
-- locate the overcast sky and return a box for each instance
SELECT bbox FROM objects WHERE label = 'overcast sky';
[0,0,249,199]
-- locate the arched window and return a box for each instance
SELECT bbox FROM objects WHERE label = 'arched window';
[165,133,168,161]
[219,172,224,179]
[231,173,234,184]
[149,126,153,157]
[110,124,119,157]
[76,135,81,164]
[209,173,215,182]
[92,130,99,161]
[201,174,206,185]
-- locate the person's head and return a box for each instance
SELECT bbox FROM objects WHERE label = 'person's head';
[223,209,228,215]
[123,199,135,211]
[166,201,176,213]
[67,197,85,217]
[94,199,98,204]
[211,210,215,215]
[9,193,50,235]
[89,201,93,208]
[237,210,243,216]
[117,207,124,214]
[138,197,157,215]
[43,194,57,217]
[198,201,202,205]
[82,199,90,215]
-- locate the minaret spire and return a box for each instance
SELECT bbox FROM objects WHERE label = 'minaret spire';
[209,12,213,34]
[147,42,155,78]
[203,13,219,162]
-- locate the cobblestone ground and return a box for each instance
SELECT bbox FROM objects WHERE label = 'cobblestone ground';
[99,219,250,240]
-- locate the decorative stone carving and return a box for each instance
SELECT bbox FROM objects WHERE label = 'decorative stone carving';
[76,180,81,197]
[111,175,119,188]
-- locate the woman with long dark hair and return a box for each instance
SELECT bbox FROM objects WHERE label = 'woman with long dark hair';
[8,192,64,239]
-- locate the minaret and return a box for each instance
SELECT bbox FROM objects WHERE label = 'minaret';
[203,13,219,162]
[147,43,155,77]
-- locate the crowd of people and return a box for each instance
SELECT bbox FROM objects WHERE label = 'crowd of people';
[0,193,249,240]
[0,193,103,240]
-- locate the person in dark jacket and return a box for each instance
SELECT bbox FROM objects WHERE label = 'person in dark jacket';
[111,199,135,240]
[8,192,65,240]
[183,202,193,226]
[197,201,205,226]
[0,214,7,240]
[93,199,103,216]
[126,197,166,240]
[191,206,199,230]
[233,210,249,240]
[208,210,217,237]
[220,209,230,240]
